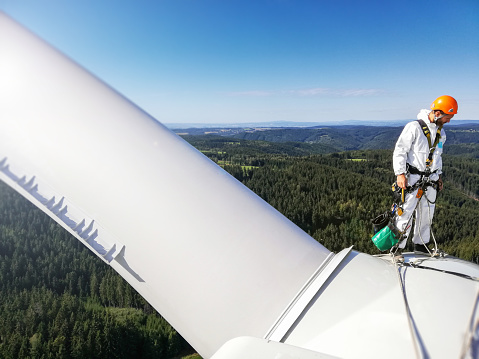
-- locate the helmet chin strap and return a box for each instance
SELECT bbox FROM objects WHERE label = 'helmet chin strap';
[433,112,445,123]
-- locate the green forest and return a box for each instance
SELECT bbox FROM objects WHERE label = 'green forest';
[1,133,478,358]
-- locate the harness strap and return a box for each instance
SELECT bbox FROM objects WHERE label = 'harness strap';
[407,163,437,177]
[409,178,439,193]
[416,119,443,168]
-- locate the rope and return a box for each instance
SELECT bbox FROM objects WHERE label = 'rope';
[391,253,423,359]
[416,188,439,257]
[396,261,479,358]
[426,193,439,255]
[459,290,479,359]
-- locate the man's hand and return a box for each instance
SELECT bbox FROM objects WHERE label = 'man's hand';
[397,174,407,189]
[438,177,443,191]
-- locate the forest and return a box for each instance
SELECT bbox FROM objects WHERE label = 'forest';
[1,132,478,358]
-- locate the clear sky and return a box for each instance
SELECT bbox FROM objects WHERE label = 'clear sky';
[1,0,478,124]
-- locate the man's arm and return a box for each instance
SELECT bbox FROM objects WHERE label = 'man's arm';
[393,123,416,189]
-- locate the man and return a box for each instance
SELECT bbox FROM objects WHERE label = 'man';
[392,95,458,254]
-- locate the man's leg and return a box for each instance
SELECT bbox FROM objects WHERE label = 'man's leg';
[412,187,437,247]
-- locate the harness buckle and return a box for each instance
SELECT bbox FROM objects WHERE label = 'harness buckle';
[416,188,423,198]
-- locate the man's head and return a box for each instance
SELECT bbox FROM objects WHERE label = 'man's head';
[430,95,458,125]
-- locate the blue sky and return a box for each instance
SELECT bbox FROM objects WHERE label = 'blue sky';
[1,0,478,124]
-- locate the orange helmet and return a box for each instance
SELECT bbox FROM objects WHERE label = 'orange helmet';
[430,95,458,114]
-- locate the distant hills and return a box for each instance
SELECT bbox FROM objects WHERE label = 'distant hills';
[166,119,479,130]
[173,122,479,155]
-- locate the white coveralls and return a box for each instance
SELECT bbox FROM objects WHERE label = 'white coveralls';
[392,109,446,249]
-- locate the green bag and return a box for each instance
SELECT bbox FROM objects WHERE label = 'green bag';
[372,222,401,251]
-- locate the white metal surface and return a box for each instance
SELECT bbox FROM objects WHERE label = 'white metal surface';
[402,253,479,280]
[284,251,479,359]
[0,12,331,358]
[265,247,353,342]
[210,337,340,359]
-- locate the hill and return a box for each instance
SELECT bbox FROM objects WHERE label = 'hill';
[178,123,479,158]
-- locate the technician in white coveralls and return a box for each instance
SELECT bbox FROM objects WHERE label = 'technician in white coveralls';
[393,95,458,254]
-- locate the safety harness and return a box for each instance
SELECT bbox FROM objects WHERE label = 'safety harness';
[416,119,443,169]
[393,120,443,201]
[371,120,444,252]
